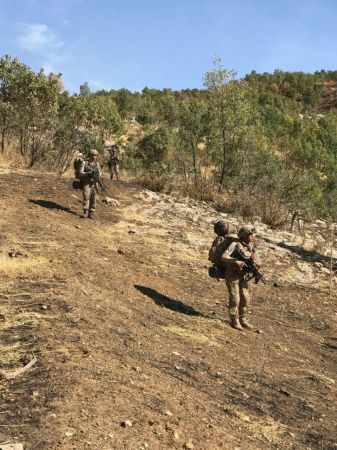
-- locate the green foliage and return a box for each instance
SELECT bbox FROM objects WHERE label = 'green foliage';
[1,54,337,223]
[139,127,173,166]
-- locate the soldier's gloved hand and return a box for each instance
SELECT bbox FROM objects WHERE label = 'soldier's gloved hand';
[235,261,246,269]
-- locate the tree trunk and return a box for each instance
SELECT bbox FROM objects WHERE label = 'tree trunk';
[1,129,5,153]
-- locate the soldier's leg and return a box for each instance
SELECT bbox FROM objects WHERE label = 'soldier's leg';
[225,269,243,331]
[88,187,96,219]
[81,182,90,217]
[239,277,253,329]
[115,164,119,181]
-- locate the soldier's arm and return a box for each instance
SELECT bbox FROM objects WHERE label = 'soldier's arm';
[78,161,89,179]
[220,242,244,267]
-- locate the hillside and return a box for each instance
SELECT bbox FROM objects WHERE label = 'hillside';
[0,169,336,450]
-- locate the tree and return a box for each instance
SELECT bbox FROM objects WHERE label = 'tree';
[204,58,256,189]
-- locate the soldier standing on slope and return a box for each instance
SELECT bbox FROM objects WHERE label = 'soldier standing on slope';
[108,144,120,180]
[78,149,101,220]
[220,225,257,331]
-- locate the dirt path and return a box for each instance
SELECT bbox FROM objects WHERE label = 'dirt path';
[0,171,336,450]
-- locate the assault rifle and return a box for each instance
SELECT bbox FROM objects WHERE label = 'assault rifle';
[89,167,106,192]
[236,250,266,285]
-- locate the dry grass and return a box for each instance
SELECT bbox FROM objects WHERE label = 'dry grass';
[0,254,48,274]
[228,409,284,445]
[163,325,221,347]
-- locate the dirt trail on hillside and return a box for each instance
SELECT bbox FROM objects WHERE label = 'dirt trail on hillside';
[0,171,336,450]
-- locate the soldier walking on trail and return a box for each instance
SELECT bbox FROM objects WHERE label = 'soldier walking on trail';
[209,222,258,332]
[107,144,120,180]
[78,149,101,220]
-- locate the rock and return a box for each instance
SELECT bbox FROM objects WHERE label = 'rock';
[102,197,119,207]
[75,225,82,229]
[320,267,330,275]
[8,250,24,258]
[172,351,181,356]
[65,431,74,437]
[215,372,223,378]
[314,262,324,268]
[164,410,173,416]
[184,440,194,449]
[121,420,133,427]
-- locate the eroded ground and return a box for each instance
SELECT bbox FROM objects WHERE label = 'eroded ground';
[0,171,336,450]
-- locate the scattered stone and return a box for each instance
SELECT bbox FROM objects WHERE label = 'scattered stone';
[102,197,119,207]
[184,440,194,449]
[172,351,181,356]
[121,420,133,428]
[320,267,330,275]
[65,431,74,437]
[173,431,179,440]
[215,372,223,378]
[8,250,24,258]
[164,410,173,416]
[75,225,82,229]
[256,329,263,334]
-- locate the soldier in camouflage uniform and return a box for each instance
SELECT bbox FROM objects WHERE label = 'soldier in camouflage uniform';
[220,225,257,331]
[78,149,101,219]
[107,144,120,180]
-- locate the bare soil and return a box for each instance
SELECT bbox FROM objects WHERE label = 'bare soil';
[0,170,336,450]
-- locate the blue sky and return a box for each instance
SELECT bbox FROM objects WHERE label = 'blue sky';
[0,0,336,92]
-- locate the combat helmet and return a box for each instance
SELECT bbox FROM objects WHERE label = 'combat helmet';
[89,149,99,156]
[238,225,256,239]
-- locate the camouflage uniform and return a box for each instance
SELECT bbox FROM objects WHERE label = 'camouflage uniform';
[78,152,101,218]
[220,226,256,331]
[108,145,120,180]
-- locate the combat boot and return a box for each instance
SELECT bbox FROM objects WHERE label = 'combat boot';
[240,317,254,330]
[81,209,89,219]
[230,316,244,332]
[88,211,95,220]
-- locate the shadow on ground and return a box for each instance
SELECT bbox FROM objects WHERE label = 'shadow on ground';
[263,237,337,269]
[28,199,78,216]
[134,285,204,317]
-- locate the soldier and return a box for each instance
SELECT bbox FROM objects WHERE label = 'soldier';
[78,149,101,219]
[108,144,120,180]
[220,225,257,331]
